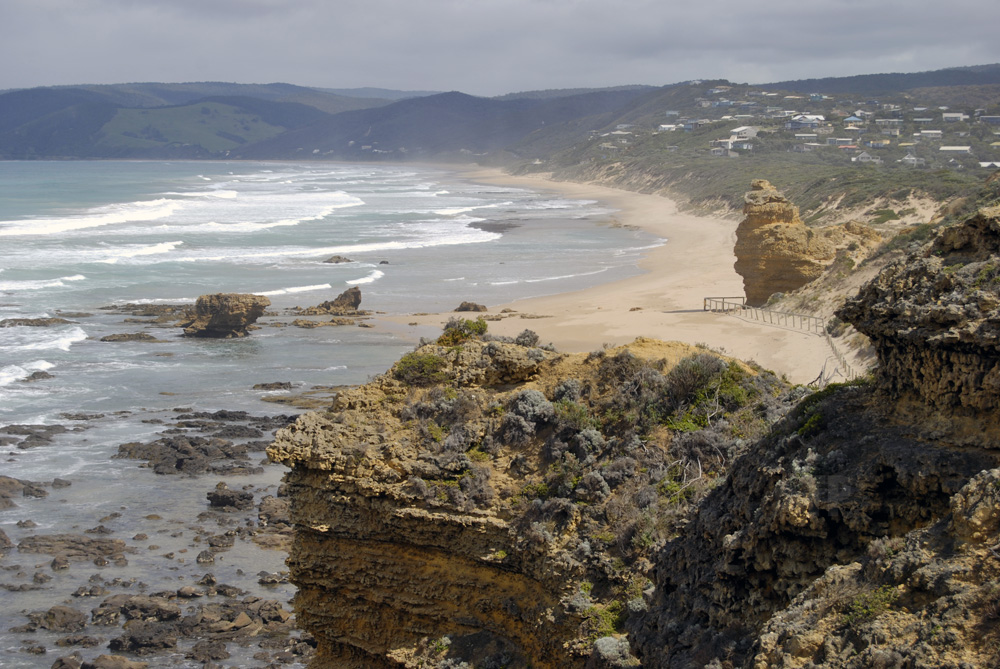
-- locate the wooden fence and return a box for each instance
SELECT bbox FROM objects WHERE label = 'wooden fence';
[703,296,856,382]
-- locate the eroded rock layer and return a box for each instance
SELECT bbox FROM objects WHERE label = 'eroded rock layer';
[839,205,1000,442]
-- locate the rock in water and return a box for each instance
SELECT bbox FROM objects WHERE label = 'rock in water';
[297,287,362,315]
[733,180,835,306]
[455,301,488,312]
[181,294,270,338]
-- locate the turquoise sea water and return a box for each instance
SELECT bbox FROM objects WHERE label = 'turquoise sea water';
[0,161,658,666]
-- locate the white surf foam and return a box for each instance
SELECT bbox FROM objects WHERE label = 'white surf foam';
[256,283,333,296]
[0,275,86,291]
[100,241,184,264]
[0,199,181,237]
[11,326,87,352]
[345,270,384,286]
[0,360,54,386]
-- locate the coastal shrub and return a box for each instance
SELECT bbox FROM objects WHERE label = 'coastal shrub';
[664,353,727,405]
[843,585,898,627]
[437,316,488,346]
[499,389,555,444]
[394,352,450,386]
[514,329,540,347]
[553,398,597,432]
[552,378,583,402]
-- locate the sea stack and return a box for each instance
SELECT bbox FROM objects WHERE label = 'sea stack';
[733,180,834,306]
[181,293,270,338]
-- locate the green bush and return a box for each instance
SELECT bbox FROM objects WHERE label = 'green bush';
[394,352,450,386]
[844,585,898,626]
[437,317,488,346]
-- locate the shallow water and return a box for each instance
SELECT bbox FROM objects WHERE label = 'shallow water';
[0,161,659,666]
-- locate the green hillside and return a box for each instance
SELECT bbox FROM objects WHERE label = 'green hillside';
[94,101,288,154]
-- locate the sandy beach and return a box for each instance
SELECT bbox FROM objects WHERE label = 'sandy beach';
[385,167,841,385]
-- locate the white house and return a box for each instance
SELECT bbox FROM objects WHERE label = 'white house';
[729,126,759,140]
[940,146,972,154]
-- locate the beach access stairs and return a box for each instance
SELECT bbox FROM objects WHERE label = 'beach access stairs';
[703,296,858,385]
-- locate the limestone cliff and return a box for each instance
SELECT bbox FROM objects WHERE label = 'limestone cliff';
[734,180,879,306]
[269,333,789,668]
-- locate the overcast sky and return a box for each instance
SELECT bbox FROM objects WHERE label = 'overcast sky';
[2,0,998,96]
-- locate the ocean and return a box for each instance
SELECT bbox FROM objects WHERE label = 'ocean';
[0,160,658,666]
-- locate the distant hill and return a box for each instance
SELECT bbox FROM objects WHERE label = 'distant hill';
[235,88,651,160]
[318,87,441,100]
[763,63,1000,95]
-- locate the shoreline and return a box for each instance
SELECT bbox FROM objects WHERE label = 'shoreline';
[382,166,839,385]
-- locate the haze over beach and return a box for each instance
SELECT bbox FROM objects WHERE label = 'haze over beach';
[3,0,1000,667]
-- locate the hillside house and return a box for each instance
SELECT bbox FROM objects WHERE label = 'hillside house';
[980,161,1000,168]
[899,153,926,167]
[827,137,854,146]
[942,112,970,123]
[940,146,972,154]
[852,151,883,164]
[980,116,1000,126]
[919,130,943,140]
[913,118,934,124]
[658,124,679,132]
[795,133,818,141]
[729,126,759,139]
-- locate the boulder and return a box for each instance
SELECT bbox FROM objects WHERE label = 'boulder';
[297,287,362,315]
[207,482,254,511]
[455,301,487,312]
[323,255,353,264]
[180,293,270,338]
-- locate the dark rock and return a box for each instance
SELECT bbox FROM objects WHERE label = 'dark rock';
[0,317,74,327]
[0,528,12,552]
[455,301,488,312]
[55,634,101,648]
[51,652,85,668]
[322,255,353,264]
[31,605,88,632]
[22,370,55,381]
[180,293,270,338]
[99,333,159,343]
[206,483,254,511]
[253,381,293,390]
[18,534,127,562]
[52,478,72,488]
[186,639,230,662]
[82,653,150,668]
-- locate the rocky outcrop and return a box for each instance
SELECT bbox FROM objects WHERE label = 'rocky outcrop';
[455,301,487,312]
[180,293,270,338]
[838,206,1000,443]
[269,334,789,668]
[296,287,363,315]
[733,180,878,306]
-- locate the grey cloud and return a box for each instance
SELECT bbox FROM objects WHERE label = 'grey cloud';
[1,0,996,94]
